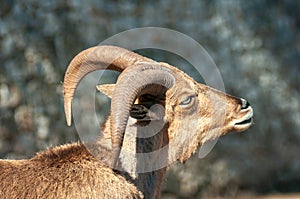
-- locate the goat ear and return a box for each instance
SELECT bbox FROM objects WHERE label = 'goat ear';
[96,84,115,98]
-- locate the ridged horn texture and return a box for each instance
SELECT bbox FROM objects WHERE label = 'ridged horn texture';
[110,63,175,149]
[63,45,154,126]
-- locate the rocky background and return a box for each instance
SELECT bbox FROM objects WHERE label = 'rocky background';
[0,0,299,198]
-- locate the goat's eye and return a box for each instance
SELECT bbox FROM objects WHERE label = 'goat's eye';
[179,95,195,106]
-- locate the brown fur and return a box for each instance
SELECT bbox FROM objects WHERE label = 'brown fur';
[0,143,142,198]
[0,60,252,198]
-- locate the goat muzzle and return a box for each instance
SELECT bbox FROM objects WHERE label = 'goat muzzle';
[232,98,253,132]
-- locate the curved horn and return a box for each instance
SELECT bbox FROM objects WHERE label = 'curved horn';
[63,45,154,126]
[110,64,175,150]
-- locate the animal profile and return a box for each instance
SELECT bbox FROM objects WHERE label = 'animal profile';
[0,46,253,199]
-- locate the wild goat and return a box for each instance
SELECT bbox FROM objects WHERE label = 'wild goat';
[0,46,253,198]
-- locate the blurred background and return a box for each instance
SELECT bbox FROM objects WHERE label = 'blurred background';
[0,0,299,198]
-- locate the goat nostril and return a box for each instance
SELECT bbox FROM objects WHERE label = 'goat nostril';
[241,98,250,109]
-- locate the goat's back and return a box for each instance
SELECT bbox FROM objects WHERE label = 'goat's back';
[0,143,142,199]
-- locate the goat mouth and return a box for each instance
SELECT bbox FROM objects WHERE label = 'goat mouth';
[233,107,253,131]
[233,118,253,132]
[235,117,252,125]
